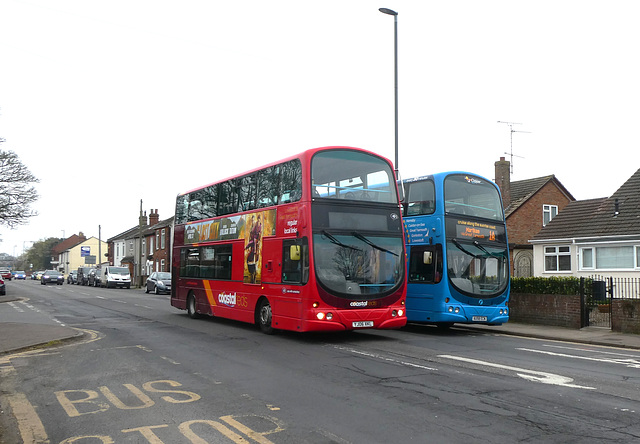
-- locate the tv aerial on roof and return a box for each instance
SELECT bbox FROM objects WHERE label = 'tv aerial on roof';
[497,121,530,174]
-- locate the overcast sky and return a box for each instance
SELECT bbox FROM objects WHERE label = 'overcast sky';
[1,0,638,257]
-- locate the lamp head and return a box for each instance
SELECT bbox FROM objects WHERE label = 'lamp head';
[378,8,398,16]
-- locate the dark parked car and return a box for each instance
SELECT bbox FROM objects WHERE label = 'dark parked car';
[14,271,27,280]
[0,277,5,295]
[77,267,93,286]
[145,272,171,294]
[41,270,64,285]
[67,270,78,284]
[88,268,102,287]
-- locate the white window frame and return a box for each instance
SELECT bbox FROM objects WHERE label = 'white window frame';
[544,245,571,272]
[579,244,640,271]
[543,204,558,226]
[161,228,166,250]
[580,247,595,270]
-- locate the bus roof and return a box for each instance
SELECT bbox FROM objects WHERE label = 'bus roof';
[403,171,496,185]
[177,146,391,197]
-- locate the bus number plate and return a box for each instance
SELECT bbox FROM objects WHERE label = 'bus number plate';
[472,316,488,322]
[352,321,374,328]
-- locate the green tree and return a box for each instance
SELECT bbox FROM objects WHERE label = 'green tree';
[25,238,61,271]
[0,141,40,228]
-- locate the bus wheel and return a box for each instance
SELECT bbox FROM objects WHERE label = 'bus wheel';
[257,299,275,334]
[187,293,199,319]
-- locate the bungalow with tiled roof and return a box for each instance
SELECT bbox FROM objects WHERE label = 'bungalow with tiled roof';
[494,157,575,277]
[530,167,640,278]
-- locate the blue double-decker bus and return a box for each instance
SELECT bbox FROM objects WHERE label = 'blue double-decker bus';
[402,172,510,327]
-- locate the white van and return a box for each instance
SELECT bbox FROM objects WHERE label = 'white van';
[101,266,132,289]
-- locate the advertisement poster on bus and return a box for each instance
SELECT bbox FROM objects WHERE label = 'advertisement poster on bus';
[183,209,277,284]
[184,210,276,245]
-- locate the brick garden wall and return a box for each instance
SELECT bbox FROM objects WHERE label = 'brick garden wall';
[510,293,640,334]
[509,293,582,329]
[612,300,640,334]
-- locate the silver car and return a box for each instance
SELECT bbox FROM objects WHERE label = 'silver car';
[145,272,171,294]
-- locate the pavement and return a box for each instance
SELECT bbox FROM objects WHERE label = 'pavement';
[2,294,640,354]
[0,295,84,355]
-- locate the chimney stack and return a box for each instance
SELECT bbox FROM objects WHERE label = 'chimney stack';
[149,209,160,226]
[494,156,511,209]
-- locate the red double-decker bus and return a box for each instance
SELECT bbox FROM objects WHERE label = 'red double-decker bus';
[171,146,407,333]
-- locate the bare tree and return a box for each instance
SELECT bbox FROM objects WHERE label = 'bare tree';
[0,142,39,228]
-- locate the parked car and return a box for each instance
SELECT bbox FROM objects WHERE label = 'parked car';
[41,270,64,285]
[77,267,93,286]
[32,270,45,280]
[13,271,26,280]
[67,270,78,284]
[0,277,5,295]
[88,268,102,287]
[0,269,12,281]
[145,272,171,294]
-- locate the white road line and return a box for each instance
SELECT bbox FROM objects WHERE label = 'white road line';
[439,354,595,390]
[332,345,438,371]
[8,302,25,313]
[517,348,640,369]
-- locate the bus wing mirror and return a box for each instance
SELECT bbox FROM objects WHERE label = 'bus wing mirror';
[290,245,301,261]
[423,251,433,265]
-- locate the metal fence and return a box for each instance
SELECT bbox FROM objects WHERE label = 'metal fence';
[589,275,640,300]
[585,276,640,328]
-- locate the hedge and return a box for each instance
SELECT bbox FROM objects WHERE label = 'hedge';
[510,276,593,296]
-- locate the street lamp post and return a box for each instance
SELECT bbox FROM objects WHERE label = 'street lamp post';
[379,7,398,177]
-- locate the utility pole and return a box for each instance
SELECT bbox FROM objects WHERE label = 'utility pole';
[497,121,529,173]
[138,199,144,288]
[98,225,102,269]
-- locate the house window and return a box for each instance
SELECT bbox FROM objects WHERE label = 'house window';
[543,204,558,226]
[544,246,571,272]
[161,228,166,250]
[149,238,154,255]
[596,246,634,269]
[581,248,594,269]
[161,259,165,272]
[156,231,160,251]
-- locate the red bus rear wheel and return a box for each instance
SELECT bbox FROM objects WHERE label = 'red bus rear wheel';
[257,298,275,335]
[187,293,199,319]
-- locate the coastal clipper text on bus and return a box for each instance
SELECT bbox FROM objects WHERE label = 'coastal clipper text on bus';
[401,172,510,327]
[171,146,407,333]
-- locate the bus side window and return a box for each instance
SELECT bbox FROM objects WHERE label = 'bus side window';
[408,245,442,283]
[282,239,308,284]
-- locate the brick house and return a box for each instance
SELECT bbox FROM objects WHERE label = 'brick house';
[143,209,173,274]
[530,167,640,278]
[494,157,575,277]
[106,208,152,284]
[106,208,174,286]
